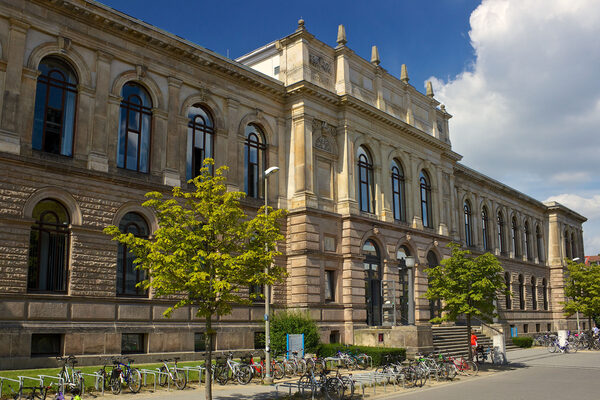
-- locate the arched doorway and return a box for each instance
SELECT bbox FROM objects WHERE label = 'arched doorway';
[397,246,413,325]
[427,251,442,320]
[363,240,382,326]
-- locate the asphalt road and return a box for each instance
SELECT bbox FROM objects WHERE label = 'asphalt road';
[379,347,600,399]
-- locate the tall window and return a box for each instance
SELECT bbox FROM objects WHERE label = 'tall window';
[571,233,577,259]
[357,146,374,213]
[186,105,214,179]
[512,216,520,258]
[391,160,406,221]
[542,278,548,310]
[531,276,537,310]
[244,124,266,198]
[464,200,473,247]
[497,212,506,254]
[397,246,411,325]
[117,83,152,172]
[427,251,441,320]
[32,57,77,156]
[518,274,525,310]
[117,212,149,296]
[324,270,335,302]
[420,171,432,228]
[363,240,381,326]
[524,222,531,261]
[536,226,544,263]
[28,199,70,292]
[564,230,571,259]
[504,272,511,310]
[482,207,490,250]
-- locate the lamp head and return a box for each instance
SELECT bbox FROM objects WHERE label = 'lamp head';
[265,166,280,177]
[405,256,416,268]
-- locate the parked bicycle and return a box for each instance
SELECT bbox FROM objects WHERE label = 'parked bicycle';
[214,352,253,385]
[298,369,344,400]
[108,356,142,394]
[158,357,187,390]
[56,356,83,395]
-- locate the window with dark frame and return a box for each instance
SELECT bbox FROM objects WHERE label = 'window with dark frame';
[523,324,528,333]
[505,272,512,310]
[512,217,520,258]
[420,171,433,228]
[329,330,340,344]
[117,212,149,297]
[121,333,145,354]
[194,332,215,352]
[186,105,214,179]
[482,207,490,250]
[324,270,335,302]
[536,226,544,263]
[518,274,525,310]
[244,124,266,198]
[571,233,576,259]
[357,146,374,213]
[117,82,152,173]
[28,199,70,293]
[464,200,472,247]
[31,334,62,357]
[531,276,537,310]
[391,160,406,222]
[32,57,78,157]
[543,278,548,310]
[254,331,265,350]
[497,212,506,254]
[427,251,441,319]
[249,284,264,303]
[536,323,540,332]
[524,222,532,261]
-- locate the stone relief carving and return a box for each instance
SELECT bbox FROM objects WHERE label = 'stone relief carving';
[315,135,332,152]
[312,118,337,154]
[309,53,331,74]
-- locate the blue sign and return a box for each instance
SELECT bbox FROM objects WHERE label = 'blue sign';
[286,333,304,358]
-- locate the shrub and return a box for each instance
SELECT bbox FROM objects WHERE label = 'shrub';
[317,344,406,366]
[512,336,533,348]
[270,310,320,355]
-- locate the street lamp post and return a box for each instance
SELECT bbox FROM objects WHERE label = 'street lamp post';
[572,257,581,332]
[405,256,416,325]
[263,166,279,384]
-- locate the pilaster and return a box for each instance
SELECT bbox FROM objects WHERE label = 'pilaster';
[88,50,113,172]
[163,76,182,186]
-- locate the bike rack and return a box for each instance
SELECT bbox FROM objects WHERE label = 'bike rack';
[80,372,104,396]
[181,365,205,385]
[38,375,64,393]
[139,369,160,392]
[0,376,22,398]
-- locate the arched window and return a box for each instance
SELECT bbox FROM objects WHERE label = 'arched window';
[363,240,381,326]
[464,200,473,247]
[518,274,525,310]
[117,212,149,297]
[427,251,441,320]
[482,206,490,250]
[524,222,531,261]
[542,278,548,310]
[357,146,375,213]
[32,57,78,156]
[117,82,152,172]
[497,212,506,254]
[536,225,544,263]
[564,230,571,259]
[504,272,511,310]
[512,216,520,258]
[571,233,577,259]
[420,171,433,228]
[28,199,70,292]
[531,276,537,310]
[244,124,266,198]
[186,105,214,179]
[391,159,406,221]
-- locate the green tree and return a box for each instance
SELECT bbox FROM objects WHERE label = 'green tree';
[563,260,600,330]
[104,159,287,400]
[425,243,508,360]
[270,310,320,355]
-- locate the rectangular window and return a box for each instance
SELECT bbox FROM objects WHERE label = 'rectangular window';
[249,284,264,303]
[323,235,336,252]
[329,330,339,344]
[523,324,528,333]
[536,323,540,333]
[31,334,62,357]
[324,270,335,302]
[254,331,265,350]
[194,332,215,352]
[547,323,551,332]
[121,333,145,354]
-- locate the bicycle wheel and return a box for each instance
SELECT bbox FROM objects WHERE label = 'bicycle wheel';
[110,371,122,395]
[284,361,295,378]
[548,342,557,353]
[158,366,169,386]
[272,362,285,380]
[325,377,344,400]
[462,360,478,376]
[173,369,187,390]
[298,375,313,399]
[96,369,109,391]
[296,359,307,376]
[127,368,142,393]
[215,365,229,385]
[340,376,355,398]
[566,343,577,354]
[356,355,368,370]
[72,372,84,395]
[236,365,253,385]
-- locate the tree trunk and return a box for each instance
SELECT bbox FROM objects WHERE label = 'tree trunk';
[589,315,592,332]
[205,316,213,400]
[467,313,473,361]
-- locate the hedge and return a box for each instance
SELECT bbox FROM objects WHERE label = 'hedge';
[317,344,406,366]
[512,336,533,348]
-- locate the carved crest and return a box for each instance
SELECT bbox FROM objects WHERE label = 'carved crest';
[309,53,331,74]
[315,136,332,152]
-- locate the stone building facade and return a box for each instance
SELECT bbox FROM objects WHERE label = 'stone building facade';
[0,0,586,368]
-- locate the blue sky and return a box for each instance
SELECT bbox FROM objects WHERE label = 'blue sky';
[98,0,600,255]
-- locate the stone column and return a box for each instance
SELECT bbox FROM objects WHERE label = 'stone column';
[379,143,393,222]
[163,77,182,186]
[17,68,40,153]
[106,94,122,168]
[151,108,168,176]
[88,50,113,172]
[411,157,423,229]
[449,174,458,239]
[291,114,317,208]
[0,18,29,154]
[74,85,95,163]
[336,123,356,214]
[225,98,240,191]
[276,117,287,207]
[435,167,447,236]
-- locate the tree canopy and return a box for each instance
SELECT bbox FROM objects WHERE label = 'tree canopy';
[425,243,508,359]
[104,159,287,399]
[563,260,600,326]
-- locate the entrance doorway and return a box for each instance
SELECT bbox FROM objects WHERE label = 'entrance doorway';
[363,240,382,326]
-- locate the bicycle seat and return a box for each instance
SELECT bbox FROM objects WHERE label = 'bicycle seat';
[173,357,181,361]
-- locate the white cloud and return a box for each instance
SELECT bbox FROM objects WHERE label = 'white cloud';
[431,0,600,254]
